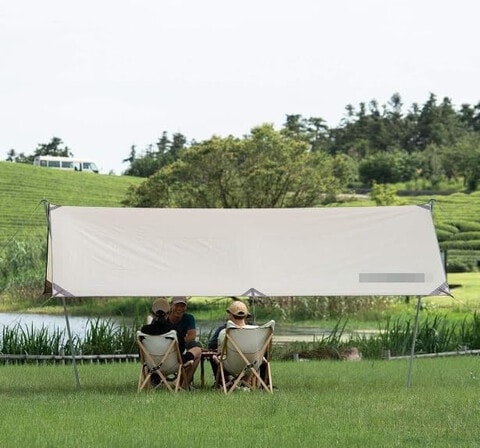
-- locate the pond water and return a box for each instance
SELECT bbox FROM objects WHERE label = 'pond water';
[0,313,346,340]
[0,312,96,338]
[0,314,379,352]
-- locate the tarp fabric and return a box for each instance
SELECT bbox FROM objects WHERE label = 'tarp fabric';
[46,204,449,298]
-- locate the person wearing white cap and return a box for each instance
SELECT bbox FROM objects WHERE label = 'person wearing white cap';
[141,298,195,363]
[140,298,195,387]
[142,298,172,333]
[167,296,202,387]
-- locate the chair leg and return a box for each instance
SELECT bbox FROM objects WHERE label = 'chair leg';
[227,371,248,394]
[138,365,151,392]
[250,364,273,393]
[218,364,230,394]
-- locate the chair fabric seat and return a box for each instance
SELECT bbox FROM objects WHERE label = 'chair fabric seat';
[216,319,275,394]
[137,330,187,392]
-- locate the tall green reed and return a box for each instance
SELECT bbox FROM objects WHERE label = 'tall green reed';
[458,311,480,349]
[1,323,66,355]
[0,319,136,356]
[277,313,480,360]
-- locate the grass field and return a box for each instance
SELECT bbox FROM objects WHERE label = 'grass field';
[1,358,479,447]
[0,161,142,245]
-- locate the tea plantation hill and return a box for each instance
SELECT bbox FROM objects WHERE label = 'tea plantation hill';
[0,161,143,245]
[1,161,480,272]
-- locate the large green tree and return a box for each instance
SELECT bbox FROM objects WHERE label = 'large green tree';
[123,124,340,208]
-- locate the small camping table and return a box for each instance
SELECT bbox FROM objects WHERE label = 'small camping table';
[200,349,217,388]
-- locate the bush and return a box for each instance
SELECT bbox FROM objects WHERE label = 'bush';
[441,240,480,250]
[455,221,480,231]
[447,259,477,273]
[450,231,480,241]
[436,229,454,241]
[0,237,46,301]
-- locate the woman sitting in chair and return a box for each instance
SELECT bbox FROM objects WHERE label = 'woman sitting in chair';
[141,298,195,365]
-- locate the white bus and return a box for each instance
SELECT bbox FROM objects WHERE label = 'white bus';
[33,156,99,173]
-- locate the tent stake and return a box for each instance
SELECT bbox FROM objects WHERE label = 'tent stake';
[406,295,422,388]
[62,297,81,389]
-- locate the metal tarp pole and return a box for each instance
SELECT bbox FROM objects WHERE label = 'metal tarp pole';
[406,198,437,387]
[62,296,81,389]
[45,200,81,389]
[406,295,422,388]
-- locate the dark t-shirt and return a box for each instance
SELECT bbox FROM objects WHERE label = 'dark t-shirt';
[207,324,226,350]
[169,313,196,339]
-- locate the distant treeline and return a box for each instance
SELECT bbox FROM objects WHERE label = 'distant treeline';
[119,92,480,194]
[5,93,480,197]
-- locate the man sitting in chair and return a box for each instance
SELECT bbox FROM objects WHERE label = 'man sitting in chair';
[208,300,269,389]
[166,296,202,388]
[141,298,194,386]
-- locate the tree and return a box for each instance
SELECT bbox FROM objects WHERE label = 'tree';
[328,95,409,158]
[123,132,188,177]
[123,124,340,208]
[281,114,330,152]
[122,145,136,164]
[418,144,447,188]
[459,102,480,132]
[331,154,358,188]
[358,151,417,186]
[9,137,73,164]
[440,135,480,191]
[33,137,73,158]
[370,182,398,206]
[408,94,467,151]
[6,149,16,162]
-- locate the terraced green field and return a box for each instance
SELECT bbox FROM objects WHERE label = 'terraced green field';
[1,161,480,272]
[0,161,143,244]
[400,193,480,272]
[338,192,480,272]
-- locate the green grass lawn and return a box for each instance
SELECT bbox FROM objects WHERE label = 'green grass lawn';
[1,358,479,447]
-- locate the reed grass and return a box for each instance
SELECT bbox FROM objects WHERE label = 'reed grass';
[0,358,479,447]
[3,312,480,362]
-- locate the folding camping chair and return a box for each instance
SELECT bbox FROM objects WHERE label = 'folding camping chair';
[216,320,275,394]
[137,330,187,392]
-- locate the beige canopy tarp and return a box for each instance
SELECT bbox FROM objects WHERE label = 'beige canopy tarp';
[45,203,449,298]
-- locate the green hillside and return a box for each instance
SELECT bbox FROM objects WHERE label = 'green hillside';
[0,162,143,244]
[1,161,480,272]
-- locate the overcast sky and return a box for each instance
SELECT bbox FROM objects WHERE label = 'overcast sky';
[1,0,479,174]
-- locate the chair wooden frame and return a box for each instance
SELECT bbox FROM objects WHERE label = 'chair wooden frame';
[137,330,186,392]
[216,320,275,394]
